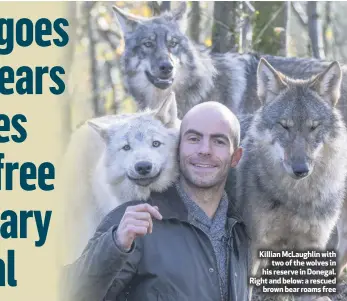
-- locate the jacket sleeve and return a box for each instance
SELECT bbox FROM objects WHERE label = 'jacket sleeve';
[60,208,143,301]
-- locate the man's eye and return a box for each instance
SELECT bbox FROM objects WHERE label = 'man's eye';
[143,41,153,48]
[122,144,131,151]
[216,139,226,145]
[188,136,199,142]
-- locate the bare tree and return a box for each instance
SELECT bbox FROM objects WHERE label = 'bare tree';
[240,1,255,53]
[323,2,333,59]
[85,2,101,117]
[307,1,325,59]
[211,1,238,53]
[279,1,291,56]
[61,1,78,150]
[160,1,170,12]
[291,1,308,27]
[149,1,170,15]
[189,2,201,43]
[149,2,161,15]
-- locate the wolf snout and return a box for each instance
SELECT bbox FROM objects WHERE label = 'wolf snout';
[159,60,173,78]
[292,163,309,178]
[135,161,152,176]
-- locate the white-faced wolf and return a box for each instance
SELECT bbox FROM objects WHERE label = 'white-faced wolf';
[232,58,347,301]
[59,93,180,265]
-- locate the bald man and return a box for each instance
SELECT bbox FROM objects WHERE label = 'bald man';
[63,102,250,301]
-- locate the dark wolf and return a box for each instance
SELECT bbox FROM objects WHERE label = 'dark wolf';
[232,58,347,301]
[112,2,347,120]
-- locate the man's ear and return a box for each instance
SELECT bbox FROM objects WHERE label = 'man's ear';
[231,147,243,168]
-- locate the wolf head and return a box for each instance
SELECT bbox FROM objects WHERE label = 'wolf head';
[254,57,344,180]
[112,3,208,113]
[88,93,180,201]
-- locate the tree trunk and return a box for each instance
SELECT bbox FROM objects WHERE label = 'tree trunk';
[61,1,77,150]
[240,2,254,53]
[307,1,325,59]
[211,1,237,53]
[160,1,170,12]
[323,2,333,59]
[86,2,101,117]
[279,1,291,57]
[188,1,200,43]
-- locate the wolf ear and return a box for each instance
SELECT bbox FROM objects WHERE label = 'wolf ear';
[309,61,342,107]
[169,2,188,32]
[153,92,180,128]
[87,120,110,144]
[172,2,187,21]
[257,58,287,104]
[112,6,144,34]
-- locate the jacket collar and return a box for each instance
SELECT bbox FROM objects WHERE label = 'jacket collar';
[149,184,247,232]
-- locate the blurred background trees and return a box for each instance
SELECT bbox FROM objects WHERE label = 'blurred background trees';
[62,1,347,147]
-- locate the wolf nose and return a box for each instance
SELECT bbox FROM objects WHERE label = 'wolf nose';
[135,161,152,176]
[159,61,173,76]
[292,164,309,178]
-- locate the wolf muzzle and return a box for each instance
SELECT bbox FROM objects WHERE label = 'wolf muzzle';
[127,161,161,187]
[291,162,309,179]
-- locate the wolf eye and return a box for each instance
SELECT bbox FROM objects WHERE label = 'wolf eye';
[143,41,153,48]
[278,122,289,130]
[168,41,178,48]
[122,144,131,151]
[152,141,161,147]
[310,124,320,132]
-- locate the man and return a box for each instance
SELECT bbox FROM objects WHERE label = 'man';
[62,102,249,301]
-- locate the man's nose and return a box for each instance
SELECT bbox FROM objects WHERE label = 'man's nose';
[198,139,211,155]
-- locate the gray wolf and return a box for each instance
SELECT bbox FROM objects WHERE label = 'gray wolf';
[112,3,347,120]
[59,93,180,265]
[231,58,347,301]
[113,2,347,279]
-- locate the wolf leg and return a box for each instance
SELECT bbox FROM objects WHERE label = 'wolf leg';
[248,256,261,301]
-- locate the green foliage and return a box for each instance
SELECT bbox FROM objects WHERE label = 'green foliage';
[253,2,284,55]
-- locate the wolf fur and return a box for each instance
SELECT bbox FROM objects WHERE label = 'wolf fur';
[112,3,347,280]
[231,59,347,301]
[59,93,180,265]
[112,3,346,119]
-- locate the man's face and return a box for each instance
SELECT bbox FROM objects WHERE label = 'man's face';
[179,112,238,189]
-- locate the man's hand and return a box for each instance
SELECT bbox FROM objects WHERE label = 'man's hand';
[115,204,163,251]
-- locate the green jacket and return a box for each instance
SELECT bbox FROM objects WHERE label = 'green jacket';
[62,185,250,301]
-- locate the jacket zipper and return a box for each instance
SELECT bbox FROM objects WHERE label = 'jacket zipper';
[227,220,237,301]
[226,238,231,301]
